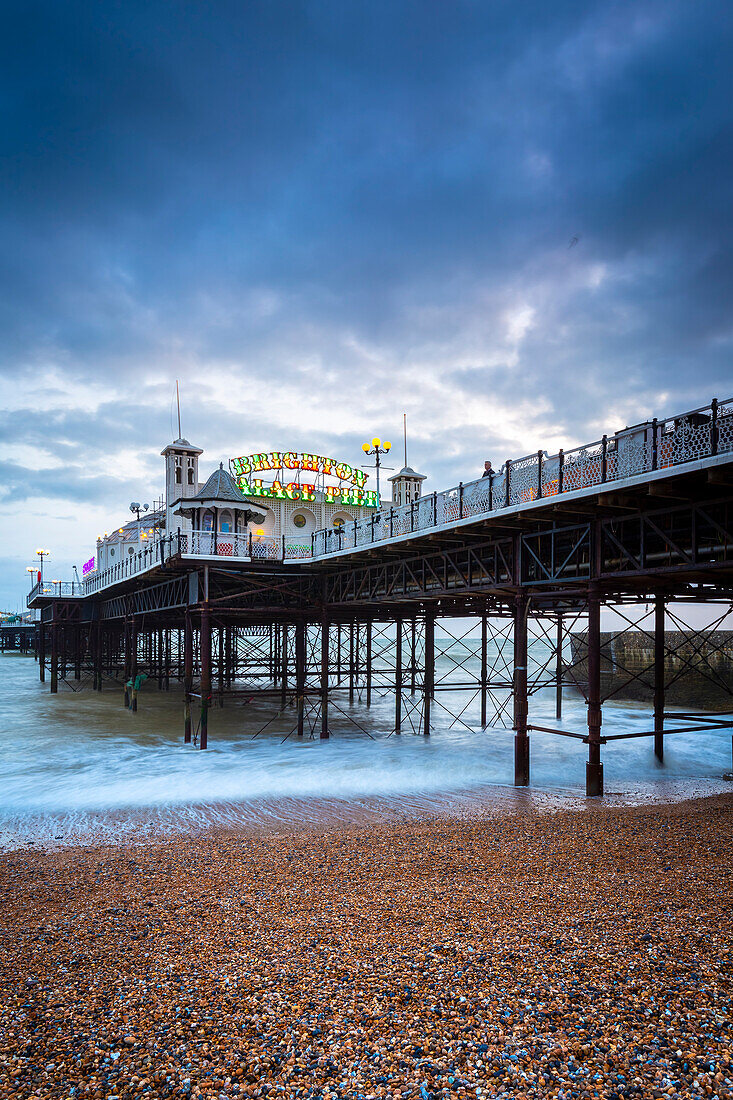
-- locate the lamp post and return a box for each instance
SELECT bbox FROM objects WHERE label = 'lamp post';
[130,502,149,522]
[35,549,50,583]
[26,566,37,589]
[361,437,392,500]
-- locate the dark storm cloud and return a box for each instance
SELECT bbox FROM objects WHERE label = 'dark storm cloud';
[2,0,733,602]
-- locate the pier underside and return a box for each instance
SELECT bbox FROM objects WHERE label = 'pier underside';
[29,460,733,796]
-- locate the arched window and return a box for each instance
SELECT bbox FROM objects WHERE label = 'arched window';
[187,467,194,485]
[175,466,182,484]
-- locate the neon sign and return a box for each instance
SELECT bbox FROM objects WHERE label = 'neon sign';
[229,451,380,508]
[233,477,379,508]
[82,556,96,576]
[230,452,369,489]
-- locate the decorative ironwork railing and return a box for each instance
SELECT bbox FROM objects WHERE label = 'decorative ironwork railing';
[27,580,86,604]
[313,395,733,557]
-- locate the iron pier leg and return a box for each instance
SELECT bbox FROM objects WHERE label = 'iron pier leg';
[59,625,67,681]
[337,623,342,683]
[480,615,488,728]
[39,622,46,682]
[200,605,211,749]
[217,626,225,707]
[296,619,306,736]
[586,588,604,796]
[130,618,138,710]
[320,614,330,739]
[513,594,529,785]
[366,619,373,707]
[410,619,417,694]
[184,611,193,744]
[556,612,563,722]
[423,611,434,736]
[50,621,58,694]
[654,595,665,763]
[74,626,81,681]
[349,622,355,704]
[395,617,402,734]
[157,629,164,690]
[123,619,131,705]
[280,624,288,710]
[95,621,103,692]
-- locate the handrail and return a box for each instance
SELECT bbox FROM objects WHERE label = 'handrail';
[312,394,733,557]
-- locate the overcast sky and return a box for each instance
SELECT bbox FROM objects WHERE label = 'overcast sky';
[2,0,733,607]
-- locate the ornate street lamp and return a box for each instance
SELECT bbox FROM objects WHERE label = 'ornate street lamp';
[26,566,37,589]
[361,437,392,499]
[35,548,50,582]
[129,502,150,521]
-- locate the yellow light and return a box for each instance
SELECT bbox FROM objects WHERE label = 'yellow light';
[362,443,370,453]
[371,437,381,448]
[118,528,123,534]
[384,441,392,451]
[255,528,264,536]
[141,532,147,539]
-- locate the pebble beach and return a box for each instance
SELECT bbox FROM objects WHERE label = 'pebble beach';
[1,795,731,1100]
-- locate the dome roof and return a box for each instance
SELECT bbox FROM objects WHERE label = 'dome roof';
[388,465,427,482]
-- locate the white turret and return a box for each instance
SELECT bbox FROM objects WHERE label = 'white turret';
[161,437,203,533]
[388,465,427,507]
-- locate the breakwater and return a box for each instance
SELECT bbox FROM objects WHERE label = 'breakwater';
[569,631,733,708]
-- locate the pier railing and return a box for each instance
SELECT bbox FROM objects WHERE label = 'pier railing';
[27,580,86,602]
[313,395,733,557]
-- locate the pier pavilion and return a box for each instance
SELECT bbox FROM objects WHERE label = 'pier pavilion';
[28,396,733,796]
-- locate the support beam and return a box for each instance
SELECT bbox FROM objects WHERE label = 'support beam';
[200,604,211,749]
[395,617,402,734]
[280,624,288,710]
[296,619,306,737]
[38,622,45,682]
[320,614,329,739]
[513,594,529,785]
[586,587,604,796]
[365,619,372,707]
[555,612,563,722]
[50,621,58,694]
[423,611,434,736]
[183,611,193,744]
[130,618,138,710]
[654,595,665,762]
[480,615,488,728]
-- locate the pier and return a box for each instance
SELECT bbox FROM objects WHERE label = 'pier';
[28,395,733,795]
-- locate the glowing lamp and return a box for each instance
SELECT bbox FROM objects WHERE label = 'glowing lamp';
[362,443,370,453]
[384,441,392,451]
[255,528,264,536]
[371,437,381,448]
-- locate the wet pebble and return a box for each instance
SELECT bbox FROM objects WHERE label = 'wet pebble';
[0,797,731,1098]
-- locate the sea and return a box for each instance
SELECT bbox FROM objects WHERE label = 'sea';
[1,637,731,849]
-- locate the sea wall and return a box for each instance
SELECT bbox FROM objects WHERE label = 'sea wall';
[568,631,733,708]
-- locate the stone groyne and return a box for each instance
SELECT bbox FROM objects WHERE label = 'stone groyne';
[568,631,733,708]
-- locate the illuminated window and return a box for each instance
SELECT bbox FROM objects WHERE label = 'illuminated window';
[333,516,345,528]
[292,513,307,529]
